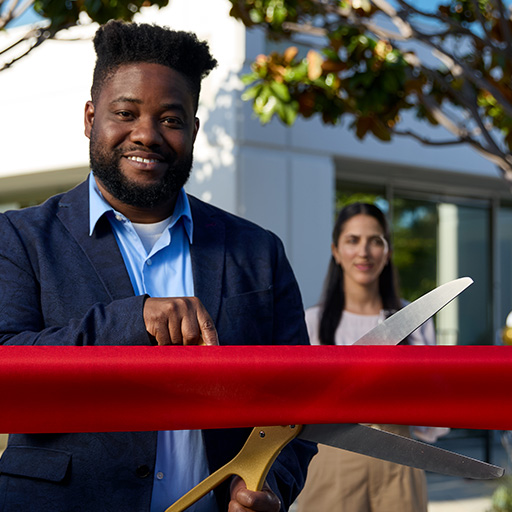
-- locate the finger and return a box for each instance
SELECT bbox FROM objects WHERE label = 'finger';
[241,491,280,511]
[167,316,184,345]
[153,324,172,346]
[228,500,250,512]
[197,310,219,346]
[230,478,280,512]
[228,500,248,512]
[143,298,172,346]
[180,315,202,345]
[229,476,248,511]
[231,490,280,512]
[165,297,199,345]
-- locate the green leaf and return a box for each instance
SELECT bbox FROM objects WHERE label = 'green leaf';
[382,71,399,93]
[285,61,308,81]
[249,9,264,23]
[241,72,260,85]
[282,102,299,125]
[242,84,263,101]
[270,81,291,101]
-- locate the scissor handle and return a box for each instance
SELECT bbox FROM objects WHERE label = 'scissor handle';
[165,425,302,512]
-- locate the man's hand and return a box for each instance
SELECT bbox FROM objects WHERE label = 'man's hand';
[229,476,281,512]
[143,297,219,346]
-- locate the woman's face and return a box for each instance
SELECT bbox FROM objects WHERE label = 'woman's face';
[332,214,390,288]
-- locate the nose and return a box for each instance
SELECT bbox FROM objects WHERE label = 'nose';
[129,117,163,147]
[358,240,371,257]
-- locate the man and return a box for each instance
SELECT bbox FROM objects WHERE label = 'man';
[0,20,316,512]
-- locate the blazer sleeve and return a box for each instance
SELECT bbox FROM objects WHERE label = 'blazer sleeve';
[258,232,318,509]
[270,232,310,346]
[0,213,151,347]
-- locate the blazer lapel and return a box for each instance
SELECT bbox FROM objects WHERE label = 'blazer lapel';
[56,184,225,313]
[188,196,225,326]
[56,181,135,301]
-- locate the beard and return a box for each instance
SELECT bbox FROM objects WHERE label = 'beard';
[89,131,193,209]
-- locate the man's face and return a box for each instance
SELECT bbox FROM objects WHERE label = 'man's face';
[84,62,199,217]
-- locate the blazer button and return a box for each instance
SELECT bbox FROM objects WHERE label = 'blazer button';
[136,464,151,478]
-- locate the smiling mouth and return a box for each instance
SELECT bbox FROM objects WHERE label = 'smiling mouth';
[127,156,161,164]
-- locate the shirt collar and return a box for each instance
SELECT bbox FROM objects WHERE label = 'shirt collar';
[88,172,193,242]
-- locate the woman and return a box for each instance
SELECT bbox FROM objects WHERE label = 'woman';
[296,202,445,512]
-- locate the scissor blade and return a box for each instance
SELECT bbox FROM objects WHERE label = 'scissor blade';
[299,423,503,479]
[353,277,473,345]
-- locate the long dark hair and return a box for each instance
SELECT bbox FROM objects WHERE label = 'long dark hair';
[318,202,402,345]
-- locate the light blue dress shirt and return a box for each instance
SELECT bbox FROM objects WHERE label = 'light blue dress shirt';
[88,174,217,512]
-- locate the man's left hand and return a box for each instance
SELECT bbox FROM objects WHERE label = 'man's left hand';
[229,476,281,511]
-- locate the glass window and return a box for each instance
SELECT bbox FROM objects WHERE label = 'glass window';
[498,205,512,332]
[437,203,492,345]
[391,198,437,302]
[336,187,388,214]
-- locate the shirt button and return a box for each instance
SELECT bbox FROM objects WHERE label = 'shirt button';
[146,259,152,266]
[115,215,124,222]
[136,464,151,478]
[156,472,164,480]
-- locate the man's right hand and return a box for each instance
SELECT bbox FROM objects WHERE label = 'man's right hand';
[143,297,219,346]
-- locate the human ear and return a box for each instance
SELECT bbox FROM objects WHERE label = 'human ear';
[192,117,200,143]
[84,101,95,139]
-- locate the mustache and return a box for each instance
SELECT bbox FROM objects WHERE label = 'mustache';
[119,146,171,160]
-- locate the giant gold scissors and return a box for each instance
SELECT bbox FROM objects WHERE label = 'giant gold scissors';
[166,277,504,512]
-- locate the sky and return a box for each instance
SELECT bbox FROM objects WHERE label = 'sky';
[5,4,44,28]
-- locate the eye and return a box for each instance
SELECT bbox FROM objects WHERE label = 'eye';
[161,116,184,128]
[115,110,134,120]
[370,236,386,247]
[344,236,359,245]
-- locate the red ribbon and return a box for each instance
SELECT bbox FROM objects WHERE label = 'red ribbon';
[0,345,509,433]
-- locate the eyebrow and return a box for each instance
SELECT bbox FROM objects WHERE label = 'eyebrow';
[110,97,188,114]
[110,96,142,106]
[343,233,384,238]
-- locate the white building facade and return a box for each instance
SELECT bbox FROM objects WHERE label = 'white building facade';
[1,0,511,346]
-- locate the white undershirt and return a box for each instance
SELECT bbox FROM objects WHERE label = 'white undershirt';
[132,217,172,254]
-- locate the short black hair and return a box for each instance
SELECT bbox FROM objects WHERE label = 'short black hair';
[90,20,217,110]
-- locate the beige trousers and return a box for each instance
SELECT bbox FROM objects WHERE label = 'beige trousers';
[296,425,428,512]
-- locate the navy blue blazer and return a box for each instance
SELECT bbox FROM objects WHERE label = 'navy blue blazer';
[0,180,316,511]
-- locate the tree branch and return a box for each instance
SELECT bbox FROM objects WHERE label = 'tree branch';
[12,0,34,19]
[470,0,494,41]
[393,0,505,56]
[0,25,45,56]
[371,0,413,38]
[460,81,511,161]
[494,0,512,51]
[418,92,512,177]
[280,21,326,38]
[0,0,35,29]
[407,28,512,118]
[283,15,411,43]
[0,0,18,29]
[0,28,50,72]
[419,93,470,138]
[394,0,445,21]
[392,129,468,146]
